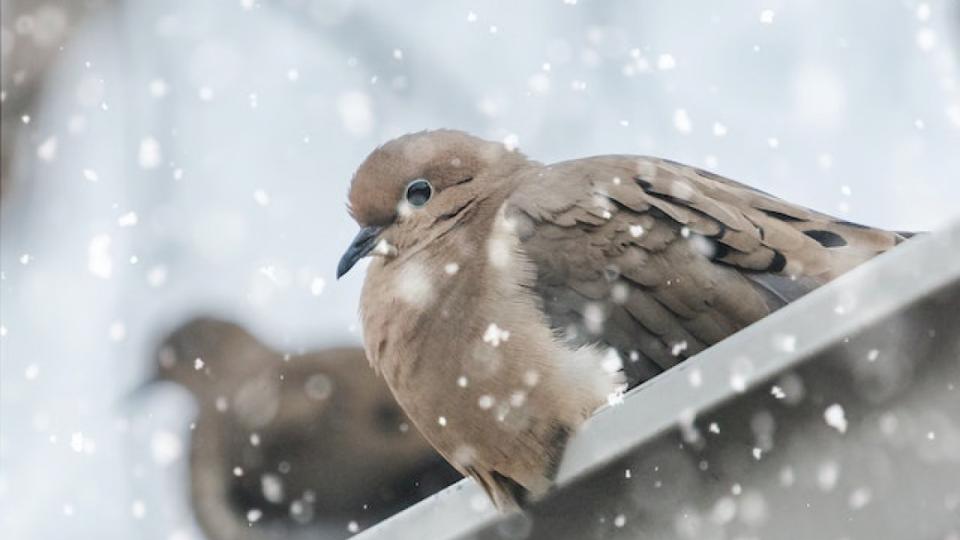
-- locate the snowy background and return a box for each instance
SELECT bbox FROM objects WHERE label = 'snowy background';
[1,1,958,539]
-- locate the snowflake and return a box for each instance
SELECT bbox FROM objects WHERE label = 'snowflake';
[848,487,872,509]
[673,109,692,133]
[151,430,183,466]
[583,303,605,334]
[772,333,797,352]
[261,474,284,503]
[37,136,58,161]
[138,137,162,169]
[131,500,146,519]
[149,78,168,98]
[253,189,270,206]
[729,373,747,393]
[483,323,510,347]
[338,91,374,136]
[117,211,138,227]
[528,73,551,95]
[108,321,126,342]
[817,461,839,491]
[25,364,40,381]
[824,403,848,433]
[916,28,936,52]
[477,395,495,410]
[657,53,676,70]
[147,265,168,287]
[87,234,113,279]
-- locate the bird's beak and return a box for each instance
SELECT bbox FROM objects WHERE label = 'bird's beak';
[120,375,158,409]
[337,225,383,279]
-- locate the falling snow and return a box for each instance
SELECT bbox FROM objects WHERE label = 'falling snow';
[87,234,113,278]
[138,137,162,169]
[673,109,692,133]
[37,136,58,161]
[1,3,956,538]
[824,403,848,433]
[482,323,511,347]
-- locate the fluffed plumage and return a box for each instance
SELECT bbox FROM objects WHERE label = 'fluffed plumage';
[338,130,908,509]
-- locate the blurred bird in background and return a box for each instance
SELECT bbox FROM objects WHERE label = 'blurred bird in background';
[141,318,459,539]
[338,129,912,509]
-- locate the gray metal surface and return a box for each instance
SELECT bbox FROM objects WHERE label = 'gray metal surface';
[354,219,960,540]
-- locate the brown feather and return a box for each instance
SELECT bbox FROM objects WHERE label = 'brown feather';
[343,130,909,509]
[508,155,904,386]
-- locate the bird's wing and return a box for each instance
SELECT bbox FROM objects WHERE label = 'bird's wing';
[507,156,905,385]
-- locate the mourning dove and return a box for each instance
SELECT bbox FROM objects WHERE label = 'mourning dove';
[146,317,459,539]
[336,130,910,510]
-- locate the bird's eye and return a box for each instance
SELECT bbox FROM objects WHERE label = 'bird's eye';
[404,179,433,208]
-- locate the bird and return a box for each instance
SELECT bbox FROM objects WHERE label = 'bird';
[336,129,910,510]
[146,317,460,540]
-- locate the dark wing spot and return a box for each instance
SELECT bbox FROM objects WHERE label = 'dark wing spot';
[710,242,731,261]
[760,209,808,223]
[634,176,653,191]
[706,221,727,240]
[766,250,787,273]
[804,230,848,248]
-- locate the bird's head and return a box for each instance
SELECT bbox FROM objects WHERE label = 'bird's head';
[147,317,272,395]
[337,129,529,278]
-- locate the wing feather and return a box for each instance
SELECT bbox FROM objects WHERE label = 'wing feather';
[508,156,906,386]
